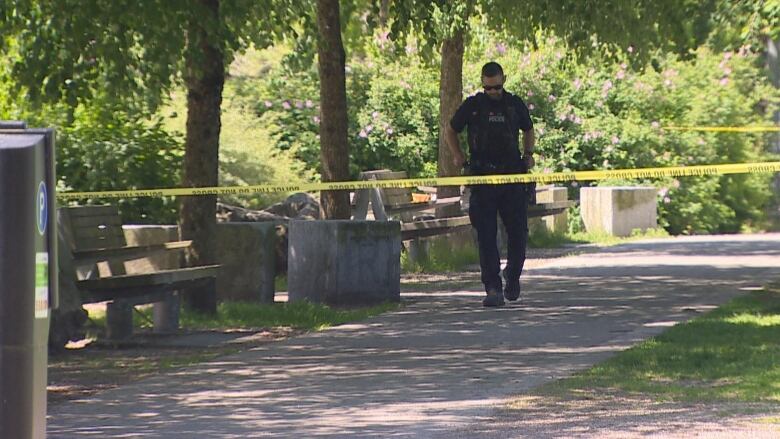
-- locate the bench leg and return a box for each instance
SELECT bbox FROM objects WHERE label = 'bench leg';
[153,292,180,334]
[106,301,134,340]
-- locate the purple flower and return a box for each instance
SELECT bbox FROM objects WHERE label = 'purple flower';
[358,130,367,138]
[528,103,535,111]
[659,187,669,197]
[527,90,534,97]
[611,136,620,145]
[627,46,634,53]
[312,116,320,124]
[264,100,273,108]
[602,80,613,92]
[305,100,314,108]
[496,43,507,55]
[573,78,582,90]
[365,124,373,133]
[386,128,394,135]
[548,94,556,102]
[719,77,729,86]
[663,196,671,204]
[616,70,625,80]
[376,30,390,48]
[372,111,379,119]
[651,121,660,129]
[282,101,291,110]
[295,100,303,109]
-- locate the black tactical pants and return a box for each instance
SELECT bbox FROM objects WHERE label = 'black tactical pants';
[468,183,528,293]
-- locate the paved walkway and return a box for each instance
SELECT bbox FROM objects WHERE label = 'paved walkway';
[48,234,780,438]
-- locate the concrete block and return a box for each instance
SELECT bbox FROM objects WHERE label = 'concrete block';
[532,185,569,233]
[405,228,476,268]
[288,220,401,305]
[123,223,277,303]
[580,186,658,237]
[215,223,276,303]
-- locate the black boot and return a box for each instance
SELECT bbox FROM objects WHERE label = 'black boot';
[482,288,505,307]
[503,270,521,302]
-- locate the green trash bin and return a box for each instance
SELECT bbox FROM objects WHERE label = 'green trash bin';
[0,122,58,439]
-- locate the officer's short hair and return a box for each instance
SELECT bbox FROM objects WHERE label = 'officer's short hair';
[481,62,504,78]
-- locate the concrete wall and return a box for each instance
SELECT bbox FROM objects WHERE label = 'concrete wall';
[288,220,401,305]
[580,186,658,237]
[122,223,277,303]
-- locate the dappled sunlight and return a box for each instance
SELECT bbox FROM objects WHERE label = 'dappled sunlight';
[725,313,780,327]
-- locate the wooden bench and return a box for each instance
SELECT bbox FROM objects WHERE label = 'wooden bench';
[351,170,461,222]
[351,170,575,240]
[57,205,219,340]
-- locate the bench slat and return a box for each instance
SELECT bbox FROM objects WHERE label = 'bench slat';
[72,241,192,264]
[77,265,220,291]
[70,215,123,228]
[65,205,120,218]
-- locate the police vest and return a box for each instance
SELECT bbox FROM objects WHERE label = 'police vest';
[467,93,523,173]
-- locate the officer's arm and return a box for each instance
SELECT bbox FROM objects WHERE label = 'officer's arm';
[445,124,466,168]
[522,129,535,168]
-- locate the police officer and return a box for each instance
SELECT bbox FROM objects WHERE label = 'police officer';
[445,61,535,307]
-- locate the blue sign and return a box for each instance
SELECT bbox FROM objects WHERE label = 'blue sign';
[37,181,47,236]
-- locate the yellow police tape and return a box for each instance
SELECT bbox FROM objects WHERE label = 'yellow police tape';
[57,161,780,200]
[663,126,780,132]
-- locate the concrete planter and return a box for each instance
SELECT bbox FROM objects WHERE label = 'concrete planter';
[287,220,401,305]
[123,222,277,303]
[580,186,658,237]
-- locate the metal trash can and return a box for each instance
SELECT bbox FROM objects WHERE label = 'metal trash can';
[0,121,58,439]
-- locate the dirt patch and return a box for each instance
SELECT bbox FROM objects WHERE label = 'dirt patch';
[47,327,307,406]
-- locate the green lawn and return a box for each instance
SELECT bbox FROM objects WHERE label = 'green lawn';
[537,285,780,402]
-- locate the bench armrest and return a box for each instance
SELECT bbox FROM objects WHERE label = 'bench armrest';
[72,240,192,264]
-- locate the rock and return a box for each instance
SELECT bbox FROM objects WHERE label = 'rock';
[263,193,321,220]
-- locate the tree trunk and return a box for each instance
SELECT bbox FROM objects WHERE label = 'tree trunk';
[180,0,224,314]
[436,30,465,218]
[379,0,390,27]
[317,0,351,219]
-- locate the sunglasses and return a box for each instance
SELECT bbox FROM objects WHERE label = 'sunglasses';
[483,84,503,91]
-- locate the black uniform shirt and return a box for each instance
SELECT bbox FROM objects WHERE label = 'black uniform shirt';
[450,91,533,169]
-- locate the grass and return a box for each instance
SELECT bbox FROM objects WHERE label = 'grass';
[527,226,671,248]
[535,285,780,403]
[86,300,400,335]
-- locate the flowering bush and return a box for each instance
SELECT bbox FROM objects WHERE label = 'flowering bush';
[465,37,778,234]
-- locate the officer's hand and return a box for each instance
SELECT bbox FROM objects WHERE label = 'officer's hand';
[524,154,535,169]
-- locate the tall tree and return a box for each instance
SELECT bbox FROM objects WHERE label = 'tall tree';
[317,0,352,219]
[5,0,299,313]
[180,0,224,312]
